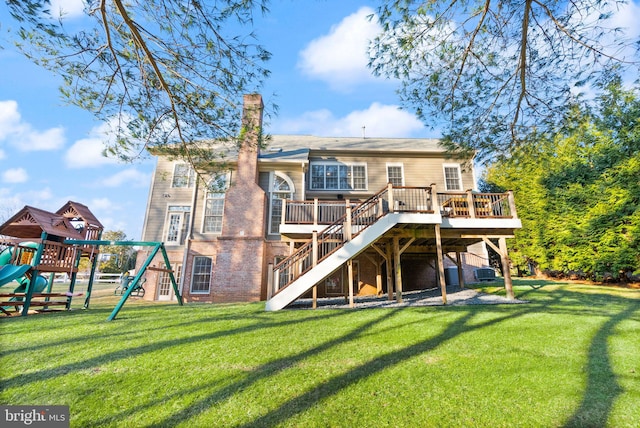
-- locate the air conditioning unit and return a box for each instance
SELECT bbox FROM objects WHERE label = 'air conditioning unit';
[474,267,496,282]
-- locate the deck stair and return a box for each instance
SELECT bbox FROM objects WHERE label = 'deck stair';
[266,185,434,311]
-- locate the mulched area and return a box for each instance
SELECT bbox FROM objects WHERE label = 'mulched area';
[288,285,528,310]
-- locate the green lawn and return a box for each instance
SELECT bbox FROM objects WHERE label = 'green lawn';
[1,279,639,427]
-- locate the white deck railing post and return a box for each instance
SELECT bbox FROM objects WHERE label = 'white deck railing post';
[430,183,438,213]
[507,190,518,218]
[466,189,476,218]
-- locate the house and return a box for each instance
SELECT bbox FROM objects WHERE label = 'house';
[137,94,521,309]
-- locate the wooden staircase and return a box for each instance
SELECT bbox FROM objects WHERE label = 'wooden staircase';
[265,185,435,311]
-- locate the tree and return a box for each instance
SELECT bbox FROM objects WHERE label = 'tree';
[370,0,640,162]
[484,78,640,280]
[5,0,271,170]
[98,230,137,274]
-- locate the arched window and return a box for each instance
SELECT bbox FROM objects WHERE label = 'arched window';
[270,173,294,234]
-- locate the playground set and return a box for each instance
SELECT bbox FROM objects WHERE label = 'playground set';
[0,201,182,321]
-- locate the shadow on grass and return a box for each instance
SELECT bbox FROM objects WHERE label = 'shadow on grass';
[0,302,285,358]
[120,303,535,428]
[0,308,352,391]
[234,306,532,428]
[3,283,639,427]
[84,308,407,427]
[563,301,639,428]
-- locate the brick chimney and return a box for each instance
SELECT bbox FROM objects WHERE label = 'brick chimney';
[235,93,263,185]
[211,94,267,302]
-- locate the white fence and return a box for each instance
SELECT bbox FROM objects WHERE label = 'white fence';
[74,272,124,283]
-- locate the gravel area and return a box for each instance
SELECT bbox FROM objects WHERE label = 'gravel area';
[288,285,527,310]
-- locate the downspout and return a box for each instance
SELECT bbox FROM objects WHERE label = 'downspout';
[301,161,307,200]
[179,176,199,297]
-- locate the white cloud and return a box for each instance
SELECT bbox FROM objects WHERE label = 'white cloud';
[64,118,124,168]
[49,0,86,19]
[273,102,427,138]
[99,169,150,188]
[2,168,29,184]
[0,100,66,151]
[90,197,118,212]
[0,187,55,212]
[298,7,383,91]
[65,136,119,168]
[86,198,130,234]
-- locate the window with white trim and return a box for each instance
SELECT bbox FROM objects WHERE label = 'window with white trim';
[310,162,367,191]
[202,174,229,234]
[443,164,462,191]
[190,256,212,293]
[171,163,196,188]
[386,164,404,186]
[269,173,294,235]
[165,206,190,245]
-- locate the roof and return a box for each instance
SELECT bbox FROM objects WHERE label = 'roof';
[259,135,446,163]
[56,201,104,230]
[0,206,85,240]
[270,135,444,152]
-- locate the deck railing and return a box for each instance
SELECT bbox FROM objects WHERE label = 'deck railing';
[436,190,516,218]
[284,188,516,226]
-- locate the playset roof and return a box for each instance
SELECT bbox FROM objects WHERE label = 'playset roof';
[0,204,87,240]
[56,201,104,230]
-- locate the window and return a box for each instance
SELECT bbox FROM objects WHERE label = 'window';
[190,256,212,293]
[203,174,228,234]
[171,163,196,188]
[443,164,462,191]
[270,173,294,234]
[386,164,404,186]
[310,162,367,191]
[165,206,191,245]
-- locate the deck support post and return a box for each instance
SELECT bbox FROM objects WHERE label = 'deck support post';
[267,263,274,300]
[393,237,403,303]
[347,260,354,308]
[456,251,465,289]
[312,230,318,309]
[386,241,394,300]
[482,237,515,300]
[499,237,515,299]
[435,225,447,305]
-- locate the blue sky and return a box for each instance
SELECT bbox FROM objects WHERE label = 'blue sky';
[1,0,639,239]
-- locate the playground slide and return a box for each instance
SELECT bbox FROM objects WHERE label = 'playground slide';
[1,245,48,306]
[0,264,31,288]
[0,246,13,266]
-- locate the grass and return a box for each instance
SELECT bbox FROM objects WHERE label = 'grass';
[1,278,639,427]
